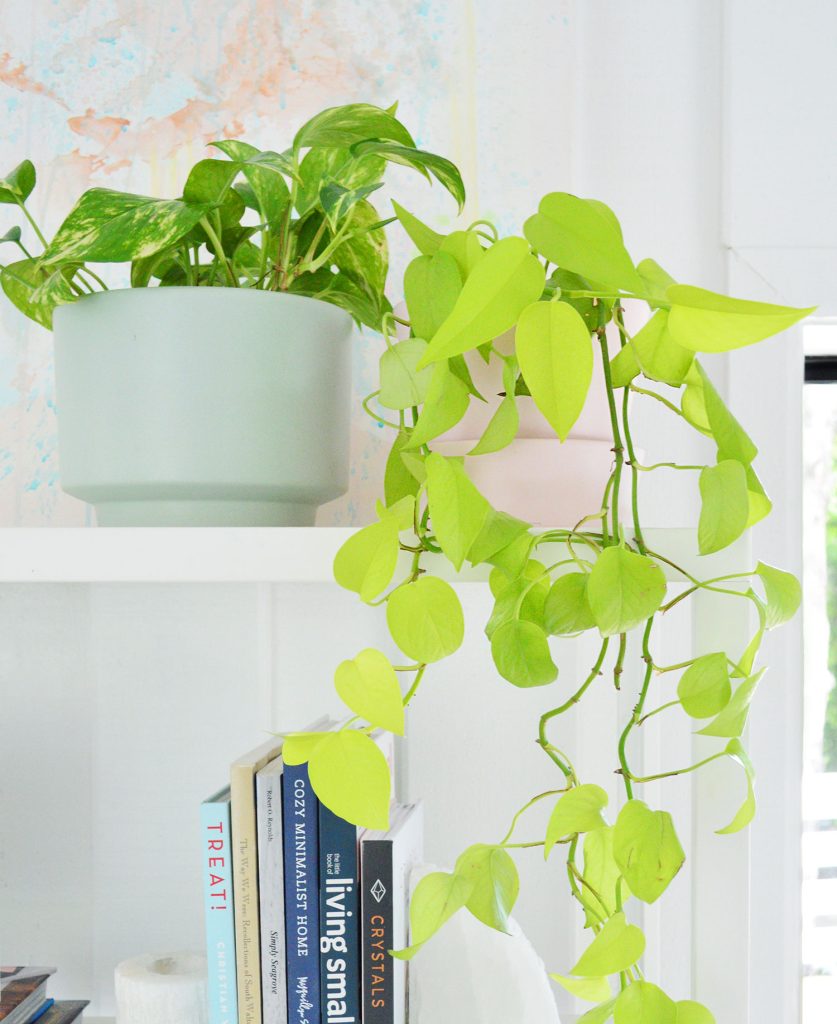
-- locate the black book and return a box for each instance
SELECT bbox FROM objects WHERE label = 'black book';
[359,804,423,1024]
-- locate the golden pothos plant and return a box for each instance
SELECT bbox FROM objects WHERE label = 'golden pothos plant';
[284,187,810,1021]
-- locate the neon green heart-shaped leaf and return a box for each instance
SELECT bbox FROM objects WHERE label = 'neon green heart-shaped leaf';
[334,648,404,735]
[308,728,391,830]
[419,236,545,366]
[516,300,594,440]
[667,284,814,353]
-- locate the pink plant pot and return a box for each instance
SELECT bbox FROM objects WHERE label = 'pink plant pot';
[393,301,646,527]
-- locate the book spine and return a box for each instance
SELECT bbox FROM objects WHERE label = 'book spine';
[318,806,360,1024]
[201,800,239,1024]
[282,762,322,1024]
[257,770,288,1024]
[360,840,394,1024]
[231,768,263,1024]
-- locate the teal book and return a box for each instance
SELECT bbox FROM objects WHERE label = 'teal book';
[202,787,239,1024]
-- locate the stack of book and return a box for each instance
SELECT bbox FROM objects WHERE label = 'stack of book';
[201,723,423,1024]
[0,968,88,1024]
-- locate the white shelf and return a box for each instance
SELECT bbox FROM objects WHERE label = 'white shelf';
[0,526,743,583]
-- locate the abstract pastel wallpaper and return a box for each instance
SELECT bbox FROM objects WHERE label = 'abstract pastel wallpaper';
[0,0,575,526]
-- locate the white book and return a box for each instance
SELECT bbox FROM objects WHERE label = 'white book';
[257,755,288,1024]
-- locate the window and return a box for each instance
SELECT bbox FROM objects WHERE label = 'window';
[802,324,837,1022]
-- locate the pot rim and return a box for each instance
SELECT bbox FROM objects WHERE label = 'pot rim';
[52,284,354,331]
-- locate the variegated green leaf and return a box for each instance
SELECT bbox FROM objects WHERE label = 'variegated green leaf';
[43,188,211,264]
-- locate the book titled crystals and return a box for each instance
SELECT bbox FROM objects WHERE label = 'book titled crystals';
[360,804,424,1024]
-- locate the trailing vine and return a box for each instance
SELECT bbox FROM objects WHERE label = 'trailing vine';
[285,192,810,1022]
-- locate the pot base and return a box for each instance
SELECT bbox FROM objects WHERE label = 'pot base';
[93,498,316,527]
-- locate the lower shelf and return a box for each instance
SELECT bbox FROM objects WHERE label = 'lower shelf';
[0,526,743,582]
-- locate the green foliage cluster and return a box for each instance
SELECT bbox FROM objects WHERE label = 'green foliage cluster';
[0,103,463,330]
[289,187,810,1021]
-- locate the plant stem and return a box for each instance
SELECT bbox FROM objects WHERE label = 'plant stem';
[629,384,685,418]
[540,639,610,727]
[637,699,680,726]
[597,304,624,543]
[402,665,426,708]
[200,217,237,287]
[617,617,655,799]
[624,750,725,785]
[15,198,48,249]
[631,461,705,472]
[500,789,565,845]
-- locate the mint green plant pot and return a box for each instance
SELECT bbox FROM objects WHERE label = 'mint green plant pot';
[53,288,353,526]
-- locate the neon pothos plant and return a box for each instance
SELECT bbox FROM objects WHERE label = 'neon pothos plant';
[0,103,463,330]
[284,192,810,1020]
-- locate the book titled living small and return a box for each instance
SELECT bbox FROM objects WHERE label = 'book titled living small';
[319,730,394,1024]
[201,786,238,1024]
[283,759,321,1024]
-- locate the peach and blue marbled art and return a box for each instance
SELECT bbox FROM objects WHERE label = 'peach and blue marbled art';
[0,0,476,525]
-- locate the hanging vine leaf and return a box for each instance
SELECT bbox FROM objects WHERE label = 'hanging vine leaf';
[545,784,609,855]
[333,518,401,603]
[491,619,557,688]
[612,800,685,904]
[570,912,645,977]
[392,200,444,254]
[516,299,594,440]
[697,460,750,555]
[454,843,519,932]
[697,669,765,738]
[404,362,470,449]
[418,236,545,366]
[334,648,405,735]
[524,192,645,294]
[717,739,756,834]
[386,576,464,663]
[308,729,392,829]
[404,250,462,341]
[630,309,694,386]
[392,870,473,960]
[677,653,732,719]
[587,547,667,637]
[755,561,801,628]
[613,981,677,1023]
[544,572,596,635]
[426,453,490,570]
[667,284,814,353]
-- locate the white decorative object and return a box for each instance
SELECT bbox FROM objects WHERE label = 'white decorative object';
[408,867,561,1024]
[115,952,208,1024]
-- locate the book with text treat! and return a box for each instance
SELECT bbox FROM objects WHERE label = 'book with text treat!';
[359,804,423,1024]
[201,786,238,1024]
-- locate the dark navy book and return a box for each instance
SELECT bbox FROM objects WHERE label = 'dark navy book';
[282,762,321,1024]
[318,805,360,1024]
